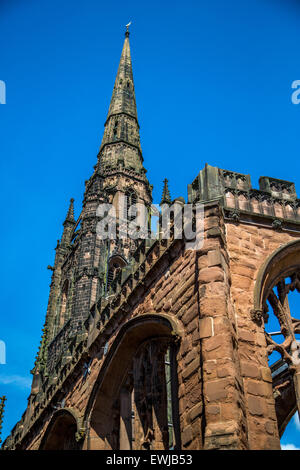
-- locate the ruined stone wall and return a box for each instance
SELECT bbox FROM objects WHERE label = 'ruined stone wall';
[23,203,236,450]
[24,234,203,450]
[196,204,248,450]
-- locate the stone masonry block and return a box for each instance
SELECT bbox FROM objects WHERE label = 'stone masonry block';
[199,317,214,339]
[241,361,261,379]
[205,379,229,402]
[182,425,193,447]
[198,267,224,284]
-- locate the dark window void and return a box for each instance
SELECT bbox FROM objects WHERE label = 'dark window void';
[106,255,127,291]
[114,338,180,450]
[123,190,137,221]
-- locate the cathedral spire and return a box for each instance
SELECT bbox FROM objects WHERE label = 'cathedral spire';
[97,29,152,201]
[105,26,138,124]
[160,179,172,205]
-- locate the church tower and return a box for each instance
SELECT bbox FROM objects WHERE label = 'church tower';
[32,27,152,384]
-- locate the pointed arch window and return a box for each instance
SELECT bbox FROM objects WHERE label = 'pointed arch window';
[113,120,119,140]
[106,254,127,291]
[123,189,137,222]
[253,241,300,438]
[116,338,180,450]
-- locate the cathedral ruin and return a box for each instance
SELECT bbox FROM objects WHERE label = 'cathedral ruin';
[3,29,300,451]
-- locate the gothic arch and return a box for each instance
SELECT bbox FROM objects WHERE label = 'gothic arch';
[107,253,128,290]
[39,408,83,450]
[85,313,182,450]
[124,188,137,220]
[253,238,300,437]
[253,238,300,313]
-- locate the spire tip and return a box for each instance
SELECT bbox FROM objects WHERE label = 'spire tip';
[125,21,132,37]
[64,198,75,224]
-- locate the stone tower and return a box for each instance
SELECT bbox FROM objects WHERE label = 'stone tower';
[3,30,300,451]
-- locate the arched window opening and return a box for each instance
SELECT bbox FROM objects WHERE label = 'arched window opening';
[40,411,80,450]
[123,190,137,222]
[114,338,180,450]
[113,120,118,139]
[106,254,127,291]
[256,251,300,439]
[107,261,121,287]
[87,314,182,451]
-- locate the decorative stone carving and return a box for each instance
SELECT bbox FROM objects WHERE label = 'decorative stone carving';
[250,309,264,325]
[227,209,240,223]
[272,219,283,231]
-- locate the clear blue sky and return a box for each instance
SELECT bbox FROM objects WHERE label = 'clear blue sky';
[1,0,300,448]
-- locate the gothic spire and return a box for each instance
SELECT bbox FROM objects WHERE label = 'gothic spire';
[160,179,172,205]
[105,27,138,124]
[97,28,151,191]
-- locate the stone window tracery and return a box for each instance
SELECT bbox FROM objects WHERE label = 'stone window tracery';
[115,338,180,450]
[263,273,300,367]
[261,270,300,434]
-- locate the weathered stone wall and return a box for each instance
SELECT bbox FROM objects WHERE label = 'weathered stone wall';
[196,204,248,450]
[24,231,203,450]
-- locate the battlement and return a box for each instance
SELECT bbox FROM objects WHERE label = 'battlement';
[188,164,300,224]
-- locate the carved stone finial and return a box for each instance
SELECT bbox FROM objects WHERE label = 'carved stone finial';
[160,178,172,206]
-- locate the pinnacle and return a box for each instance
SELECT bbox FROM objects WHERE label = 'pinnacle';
[160,178,172,205]
[64,198,75,225]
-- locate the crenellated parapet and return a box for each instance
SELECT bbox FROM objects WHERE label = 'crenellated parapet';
[188,164,300,228]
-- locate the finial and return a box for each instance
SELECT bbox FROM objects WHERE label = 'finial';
[160,178,172,206]
[125,21,132,37]
[64,198,75,225]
